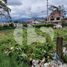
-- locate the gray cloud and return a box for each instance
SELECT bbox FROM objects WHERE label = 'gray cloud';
[7,0,22,5]
[8,0,67,19]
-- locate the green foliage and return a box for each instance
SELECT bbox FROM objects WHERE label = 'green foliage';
[9,23,14,28]
[49,5,66,18]
[46,24,54,27]
[33,23,54,28]
[0,24,15,30]
[63,55,67,63]
[0,27,67,67]
[62,22,67,27]
[0,25,3,30]
[23,23,28,27]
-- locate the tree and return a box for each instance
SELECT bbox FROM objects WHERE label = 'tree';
[0,0,11,20]
[3,0,7,3]
[49,5,66,18]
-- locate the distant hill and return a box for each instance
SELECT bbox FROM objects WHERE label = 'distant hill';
[14,17,45,22]
[0,17,45,23]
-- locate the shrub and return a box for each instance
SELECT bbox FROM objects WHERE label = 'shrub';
[62,22,67,27]
[0,23,15,30]
[63,55,67,63]
[46,24,54,27]
[3,24,9,29]
[23,23,27,27]
[9,23,14,28]
[33,23,54,28]
[0,25,3,30]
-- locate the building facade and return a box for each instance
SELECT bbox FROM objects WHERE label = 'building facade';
[45,10,63,24]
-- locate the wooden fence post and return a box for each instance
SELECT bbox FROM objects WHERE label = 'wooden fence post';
[56,37,63,60]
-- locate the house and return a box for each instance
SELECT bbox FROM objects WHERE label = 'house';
[45,10,63,25]
[27,19,42,24]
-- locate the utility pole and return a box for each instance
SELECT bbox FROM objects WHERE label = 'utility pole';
[56,37,63,61]
[47,0,48,23]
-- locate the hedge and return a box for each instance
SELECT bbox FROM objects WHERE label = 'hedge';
[33,24,54,28]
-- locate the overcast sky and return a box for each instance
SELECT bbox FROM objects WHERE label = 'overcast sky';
[7,0,67,19]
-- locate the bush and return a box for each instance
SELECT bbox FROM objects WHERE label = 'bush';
[3,24,9,29]
[46,24,54,27]
[0,25,3,30]
[33,23,54,28]
[0,23,15,30]
[63,55,67,63]
[33,24,46,28]
[23,23,27,27]
[62,22,67,27]
[9,23,14,28]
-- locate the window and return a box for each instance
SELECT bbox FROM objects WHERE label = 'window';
[50,18,54,21]
[57,17,60,20]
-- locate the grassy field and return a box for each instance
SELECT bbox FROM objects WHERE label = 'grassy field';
[0,29,30,67]
[0,27,67,67]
